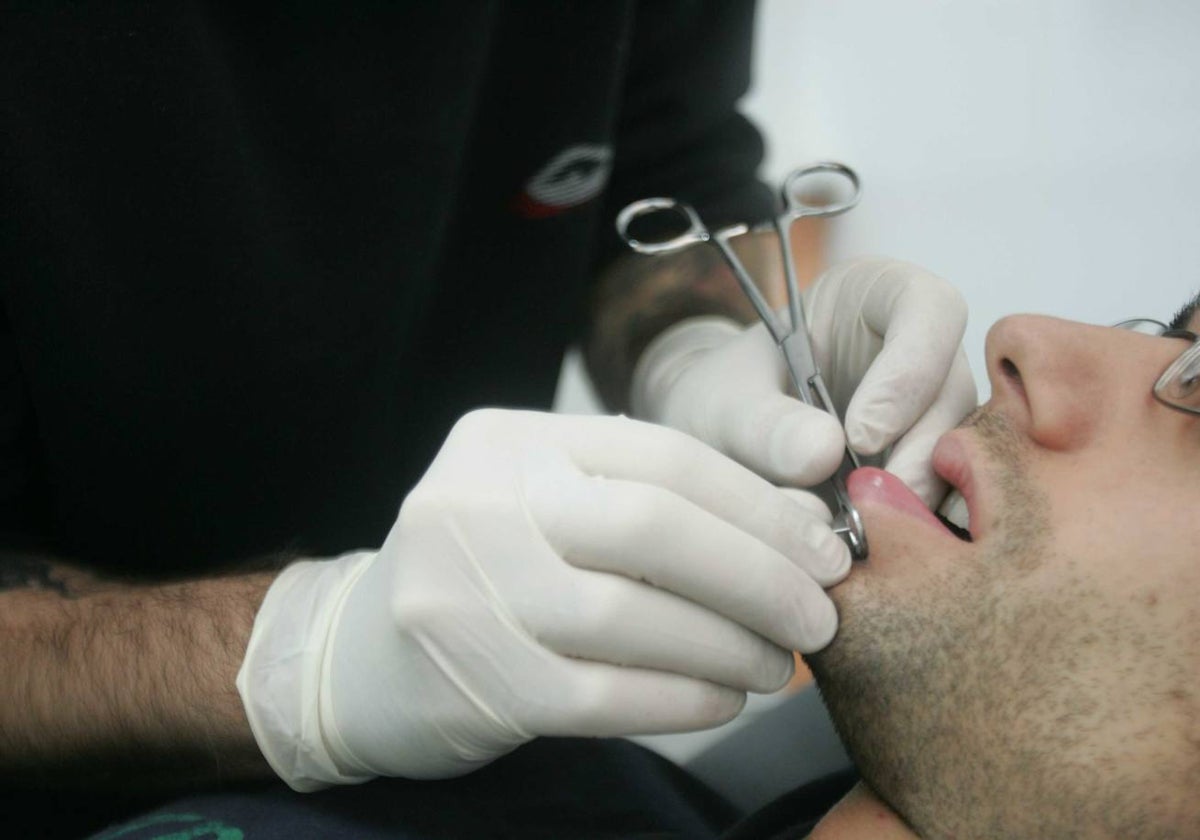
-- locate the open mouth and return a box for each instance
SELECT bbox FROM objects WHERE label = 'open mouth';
[936,489,973,542]
[932,432,981,545]
[936,511,972,542]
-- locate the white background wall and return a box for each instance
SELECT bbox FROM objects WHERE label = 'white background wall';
[743,0,1200,398]
[558,0,1200,412]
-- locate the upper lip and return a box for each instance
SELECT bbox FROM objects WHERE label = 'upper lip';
[932,430,985,542]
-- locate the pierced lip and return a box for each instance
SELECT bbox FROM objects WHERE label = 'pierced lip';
[932,431,984,541]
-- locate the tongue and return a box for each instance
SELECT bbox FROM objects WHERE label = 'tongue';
[847,467,944,531]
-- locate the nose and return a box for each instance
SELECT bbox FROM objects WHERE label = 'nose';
[984,314,1133,450]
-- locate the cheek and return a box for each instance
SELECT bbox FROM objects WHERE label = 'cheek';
[1036,457,1198,607]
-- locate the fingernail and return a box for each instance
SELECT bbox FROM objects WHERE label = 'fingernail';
[846,413,889,457]
[777,487,832,525]
[809,521,851,583]
[773,416,844,482]
[799,596,839,654]
[761,650,795,692]
[822,534,852,582]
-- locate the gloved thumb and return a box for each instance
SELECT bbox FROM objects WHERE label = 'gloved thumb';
[633,317,849,487]
[710,392,846,487]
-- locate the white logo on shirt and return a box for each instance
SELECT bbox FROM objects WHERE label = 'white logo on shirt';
[514,144,613,218]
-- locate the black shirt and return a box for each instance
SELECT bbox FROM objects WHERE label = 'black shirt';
[1,1,774,575]
[2,5,788,835]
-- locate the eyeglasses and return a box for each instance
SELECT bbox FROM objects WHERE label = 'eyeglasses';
[1114,319,1200,416]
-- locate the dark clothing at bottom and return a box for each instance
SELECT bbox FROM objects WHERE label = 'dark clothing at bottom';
[65,739,855,840]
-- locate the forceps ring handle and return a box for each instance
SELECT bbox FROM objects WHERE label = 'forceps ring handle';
[781,162,862,220]
[617,198,709,256]
[615,197,778,337]
[616,197,753,256]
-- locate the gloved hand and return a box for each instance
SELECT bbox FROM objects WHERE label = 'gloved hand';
[630,257,977,506]
[237,409,849,791]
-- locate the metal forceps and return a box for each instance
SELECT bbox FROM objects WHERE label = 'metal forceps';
[615,162,868,560]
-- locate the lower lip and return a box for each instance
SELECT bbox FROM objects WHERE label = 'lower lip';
[847,467,947,533]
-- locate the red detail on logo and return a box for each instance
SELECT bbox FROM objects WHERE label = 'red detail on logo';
[511,192,571,219]
[513,143,613,220]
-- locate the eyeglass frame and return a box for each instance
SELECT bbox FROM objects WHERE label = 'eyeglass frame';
[1114,318,1200,417]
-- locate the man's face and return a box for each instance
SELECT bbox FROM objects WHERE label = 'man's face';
[807,308,1200,839]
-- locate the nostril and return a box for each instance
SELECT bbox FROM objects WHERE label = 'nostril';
[1000,357,1021,382]
[998,356,1028,402]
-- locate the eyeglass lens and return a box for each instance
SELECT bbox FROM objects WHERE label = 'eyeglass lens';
[1114,318,1200,415]
[1156,342,1200,410]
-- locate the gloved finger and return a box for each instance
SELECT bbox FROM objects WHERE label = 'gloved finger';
[709,392,847,487]
[552,415,850,584]
[834,260,968,455]
[530,473,843,652]
[777,486,833,525]
[883,350,978,508]
[646,321,845,485]
[636,319,848,487]
[630,316,747,421]
[535,658,747,737]
[526,567,794,693]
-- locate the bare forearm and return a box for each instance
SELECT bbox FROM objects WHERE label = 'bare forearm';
[584,230,785,412]
[0,553,275,790]
[808,783,919,839]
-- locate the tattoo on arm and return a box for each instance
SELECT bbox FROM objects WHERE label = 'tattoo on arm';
[585,230,785,413]
[0,549,292,600]
[0,552,115,599]
[0,556,73,596]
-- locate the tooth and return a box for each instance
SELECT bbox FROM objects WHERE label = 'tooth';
[938,490,970,532]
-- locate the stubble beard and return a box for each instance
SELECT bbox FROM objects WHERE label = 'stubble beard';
[807,409,1200,838]
[806,410,1072,839]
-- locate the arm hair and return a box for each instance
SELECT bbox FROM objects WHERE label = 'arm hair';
[0,551,276,791]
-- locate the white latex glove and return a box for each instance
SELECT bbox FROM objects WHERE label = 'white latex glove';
[237,409,849,791]
[631,257,978,506]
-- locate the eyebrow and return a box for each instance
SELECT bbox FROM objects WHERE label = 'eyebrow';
[1168,290,1200,331]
